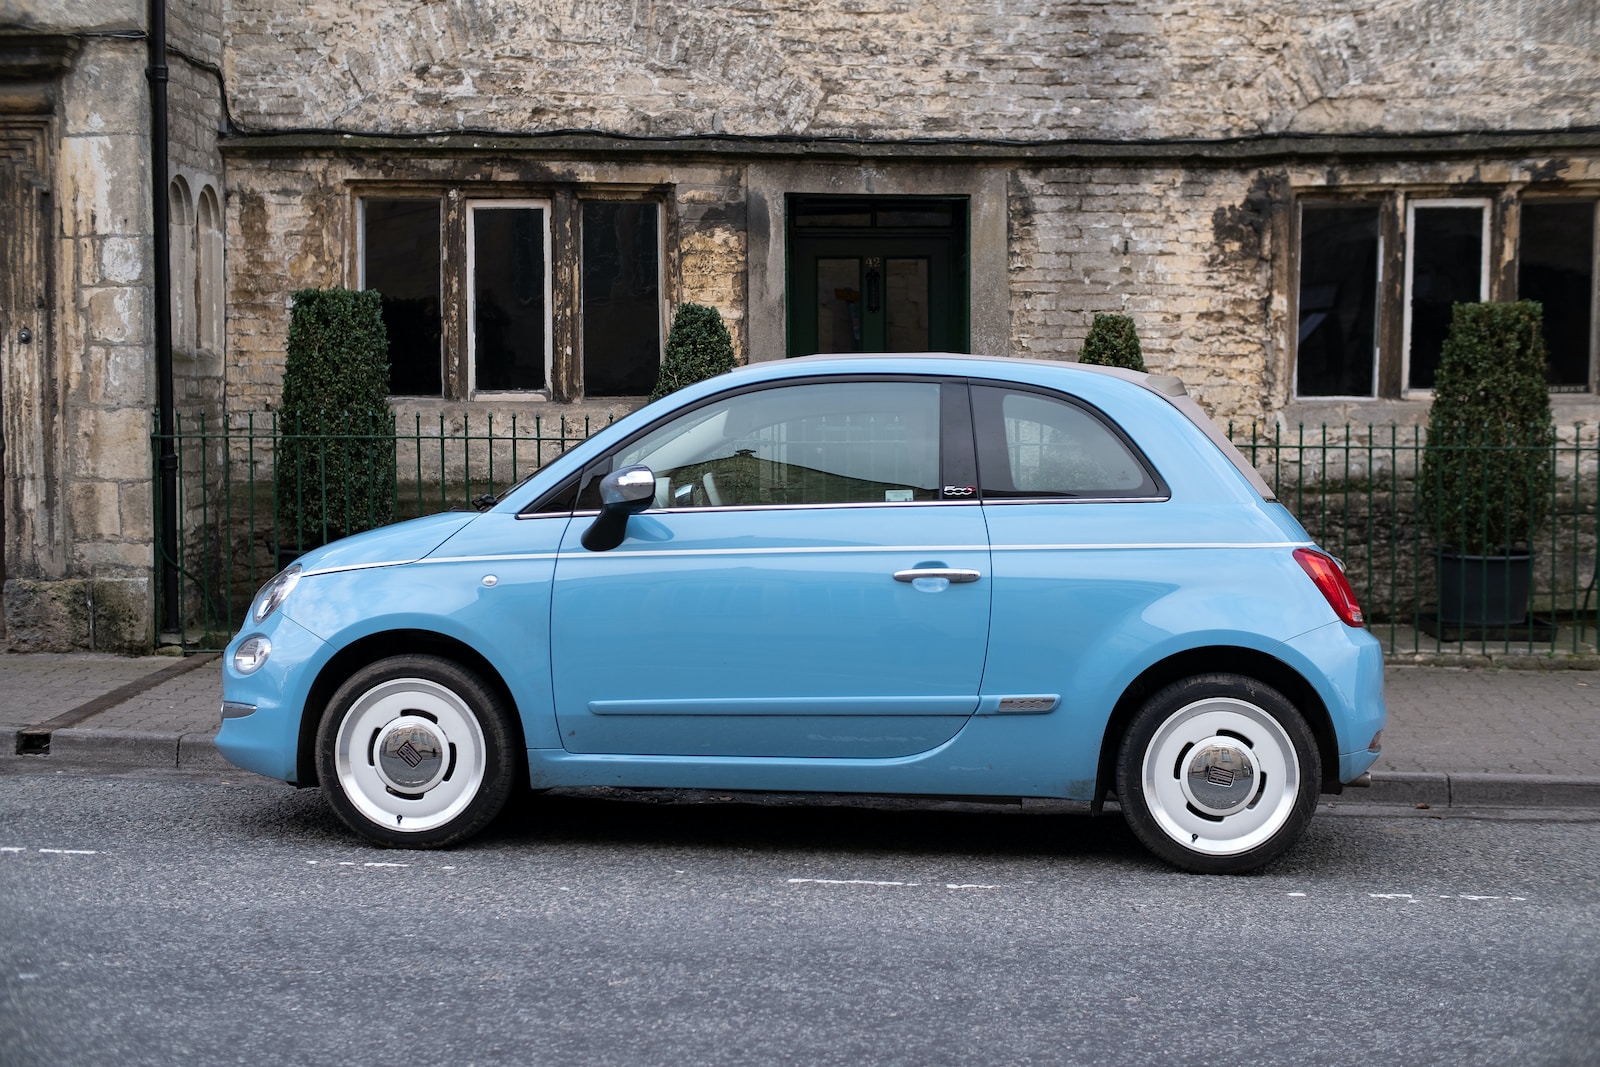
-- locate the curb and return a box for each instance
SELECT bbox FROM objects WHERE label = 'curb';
[12,728,224,772]
[1341,771,1600,810]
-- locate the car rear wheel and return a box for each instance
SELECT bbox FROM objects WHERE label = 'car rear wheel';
[1116,673,1321,874]
[315,655,518,848]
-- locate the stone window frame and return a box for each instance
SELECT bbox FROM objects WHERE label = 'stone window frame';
[354,183,669,403]
[464,196,555,398]
[169,173,225,359]
[1400,196,1492,398]
[1291,187,1600,402]
[167,176,195,355]
[196,184,224,355]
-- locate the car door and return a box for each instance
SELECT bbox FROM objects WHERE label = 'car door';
[971,382,1175,726]
[549,377,991,759]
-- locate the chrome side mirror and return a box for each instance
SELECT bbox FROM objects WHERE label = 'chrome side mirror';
[580,465,656,552]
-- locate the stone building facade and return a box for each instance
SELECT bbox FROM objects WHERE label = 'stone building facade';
[1,0,1598,649]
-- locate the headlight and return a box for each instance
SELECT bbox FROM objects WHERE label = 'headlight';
[233,635,272,675]
[250,565,302,624]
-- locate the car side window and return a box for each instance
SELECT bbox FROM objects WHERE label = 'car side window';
[972,384,1163,499]
[583,380,943,509]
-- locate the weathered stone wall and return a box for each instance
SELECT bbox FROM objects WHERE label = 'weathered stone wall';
[1,2,227,650]
[1008,164,1285,421]
[41,36,156,649]
[220,0,1600,140]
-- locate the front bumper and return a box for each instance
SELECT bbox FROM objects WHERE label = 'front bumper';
[216,611,329,783]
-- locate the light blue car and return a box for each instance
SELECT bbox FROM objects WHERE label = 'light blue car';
[219,354,1384,873]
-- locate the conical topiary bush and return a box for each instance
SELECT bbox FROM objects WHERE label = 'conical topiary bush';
[275,288,396,551]
[651,303,737,401]
[1418,300,1555,628]
[1077,312,1147,372]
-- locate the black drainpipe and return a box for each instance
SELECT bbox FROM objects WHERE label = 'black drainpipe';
[148,0,179,636]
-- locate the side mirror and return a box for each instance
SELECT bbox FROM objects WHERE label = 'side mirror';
[580,465,656,552]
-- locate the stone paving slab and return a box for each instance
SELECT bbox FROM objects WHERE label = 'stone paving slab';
[1376,666,1600,777]
[0,653,188,731]
[4,654,1600,810]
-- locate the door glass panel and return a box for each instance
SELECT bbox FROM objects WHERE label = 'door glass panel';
[363,198,442,396]
[815,258,861,353]
[885,258,930,352]
[1408,204,1485,391]
[472,205,547,391]
[609,381,941,507]
[1519,201,1595,391]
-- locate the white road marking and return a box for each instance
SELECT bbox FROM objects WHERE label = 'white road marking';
[789,878,916,887]
[363,862,407,868]
[37,849,96,855]
[0,847,22,853]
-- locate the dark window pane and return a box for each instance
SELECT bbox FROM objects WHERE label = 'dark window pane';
[582,202,660,396]
[1296,205,1379,397]
[364,199,441,396]
[792,200,874,228]
[1520,201,1595,391]
[473,206,547,391]
[1409,206,1485,391]
[875,205,955,228]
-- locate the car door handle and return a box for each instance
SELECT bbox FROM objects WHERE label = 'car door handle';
[893,568,981,584]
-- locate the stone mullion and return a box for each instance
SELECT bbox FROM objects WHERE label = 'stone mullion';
[440,189,466,399]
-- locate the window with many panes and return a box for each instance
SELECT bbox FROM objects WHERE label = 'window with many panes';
[360,193,663,400]
[1295,193,1599,398]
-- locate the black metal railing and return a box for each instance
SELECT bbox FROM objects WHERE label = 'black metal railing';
[154,415,1600,657]
[1229,422,1600,657]
[152,410,609,648]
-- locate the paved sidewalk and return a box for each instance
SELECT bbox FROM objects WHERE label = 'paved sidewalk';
[2,652,1599,809]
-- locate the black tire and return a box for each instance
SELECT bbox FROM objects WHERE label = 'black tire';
[1115,673,1321,874]
[314,654,518,848]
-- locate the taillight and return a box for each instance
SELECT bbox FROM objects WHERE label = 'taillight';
[1294,548,1365,627]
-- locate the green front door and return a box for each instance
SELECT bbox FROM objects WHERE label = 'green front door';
[787,197,969,357]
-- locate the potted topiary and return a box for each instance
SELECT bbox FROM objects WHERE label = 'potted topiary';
[1418,301,1555,628]
[650,302,737,401]
[1077,312,1147,372]
[275,288,396,563]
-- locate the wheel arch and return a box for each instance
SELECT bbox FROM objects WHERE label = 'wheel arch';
[296,629,525,787]
[1093,646,1340,811]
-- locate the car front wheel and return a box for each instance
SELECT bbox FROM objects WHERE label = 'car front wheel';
[315,655,517,848]
[1116,673,1321,874]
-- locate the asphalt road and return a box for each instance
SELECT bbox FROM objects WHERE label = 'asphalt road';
[1,765,1597,1067]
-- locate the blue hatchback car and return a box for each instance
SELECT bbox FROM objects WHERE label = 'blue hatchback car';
[219,355,1384,874]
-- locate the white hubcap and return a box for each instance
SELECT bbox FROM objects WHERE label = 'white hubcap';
[1141,697,1300,857]
[334,677,487,833]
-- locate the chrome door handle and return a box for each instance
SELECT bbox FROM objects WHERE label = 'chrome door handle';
[893,568,981,584]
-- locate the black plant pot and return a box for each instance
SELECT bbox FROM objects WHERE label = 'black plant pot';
[1436,548,1533,627]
